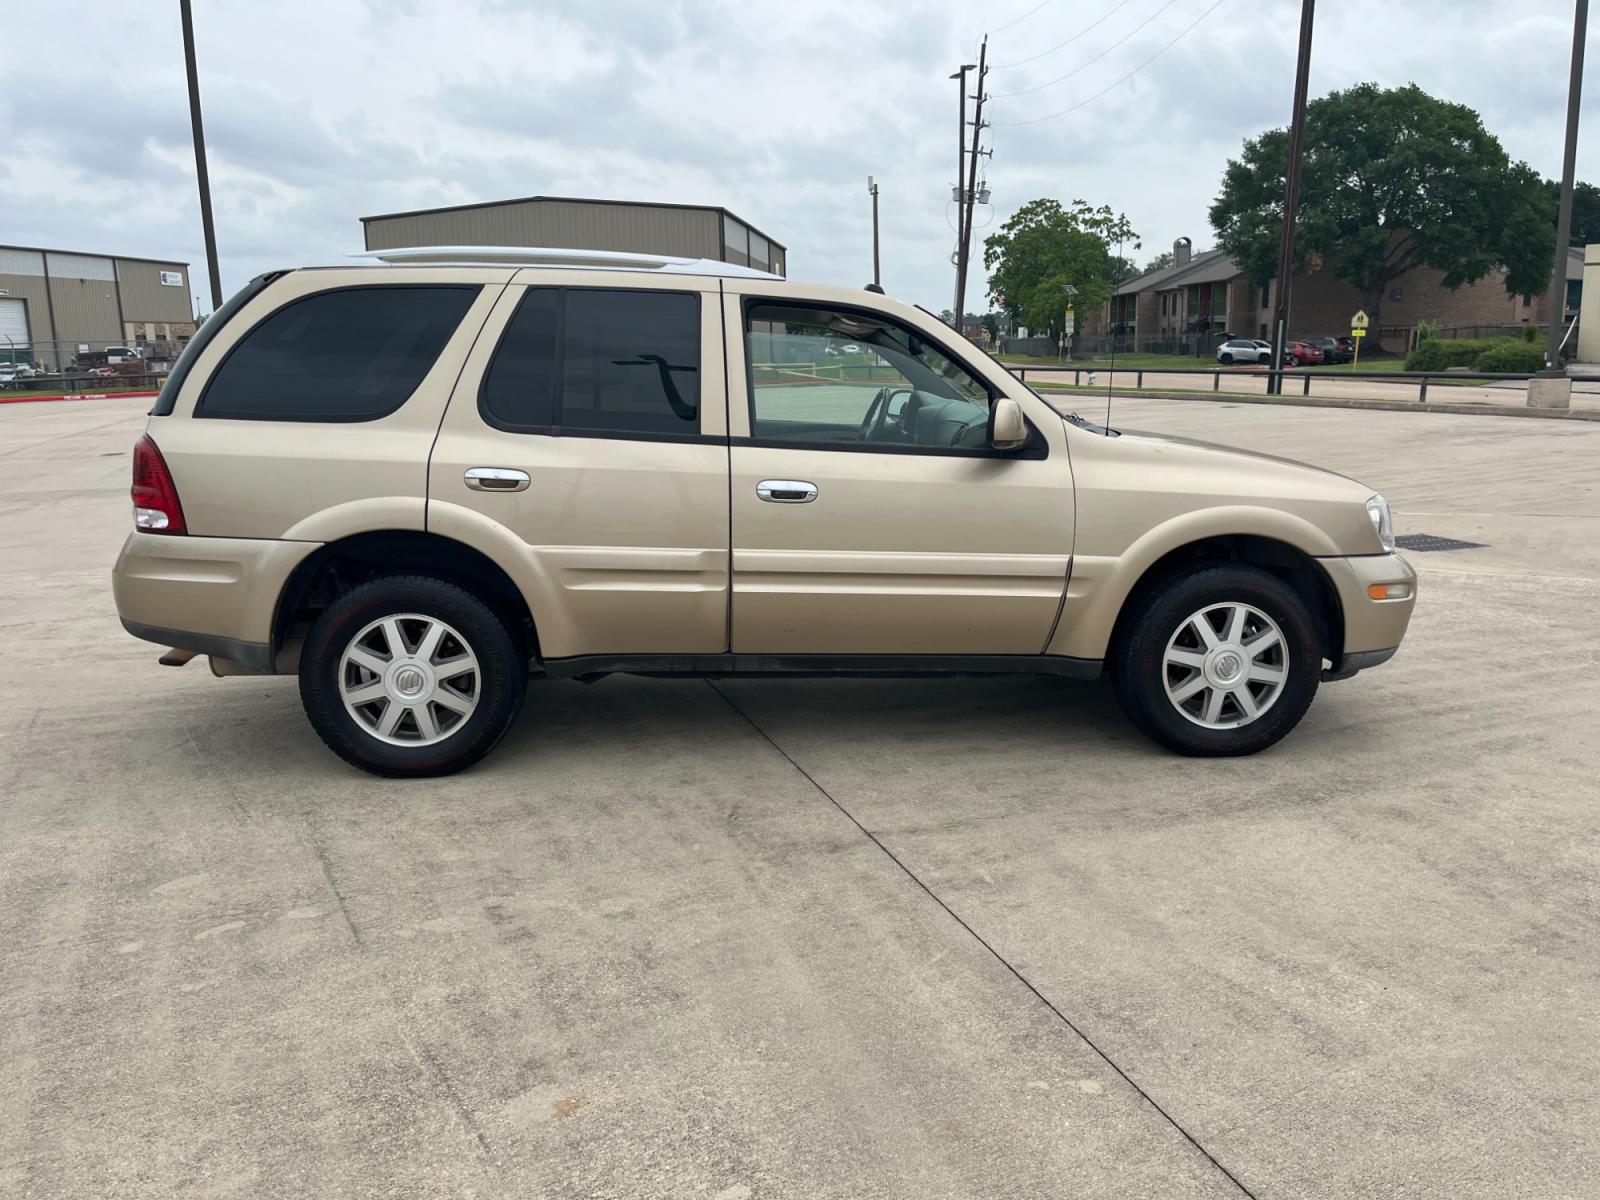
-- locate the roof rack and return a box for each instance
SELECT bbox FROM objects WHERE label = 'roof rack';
[348,245,781,279]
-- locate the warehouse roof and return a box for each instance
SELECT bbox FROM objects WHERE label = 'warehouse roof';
[359,194,786,252]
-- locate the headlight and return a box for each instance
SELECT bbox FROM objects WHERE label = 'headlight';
[1366,494,1394,552]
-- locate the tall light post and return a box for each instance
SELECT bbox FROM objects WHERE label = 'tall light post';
[179,0,223,312]
[949,61,976,325]
[1268,0,1315,395]
[1537,0,1588,410]
[867,176,881,288]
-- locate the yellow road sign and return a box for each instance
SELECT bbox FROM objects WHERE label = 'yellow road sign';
[1351,327,1367,337]
[1351,309,1370,330]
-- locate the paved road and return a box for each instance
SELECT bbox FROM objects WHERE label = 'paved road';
[1014,364,1600,411]
[3,395,1597,1198]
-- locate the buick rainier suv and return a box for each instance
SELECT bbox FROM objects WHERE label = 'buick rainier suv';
[113,247,1415,776]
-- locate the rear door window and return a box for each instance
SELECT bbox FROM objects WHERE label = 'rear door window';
[480,288,700,437]
[197,285,478,421]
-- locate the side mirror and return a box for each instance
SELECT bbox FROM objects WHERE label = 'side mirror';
[990,397,1028,450]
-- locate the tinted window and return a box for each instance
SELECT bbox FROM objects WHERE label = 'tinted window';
[482,288,700,436]
[150,271,278,416]
[479,289,558,428]
[198,285,476,421]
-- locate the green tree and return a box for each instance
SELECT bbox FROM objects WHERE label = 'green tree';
[1142,250,1175,274]
[1210,83,1555,340]
[980,312,1001,342]
[1541,179,1600,246]
[983,198,1139,338]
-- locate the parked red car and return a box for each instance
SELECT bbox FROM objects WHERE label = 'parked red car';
[1283,340,1324,367]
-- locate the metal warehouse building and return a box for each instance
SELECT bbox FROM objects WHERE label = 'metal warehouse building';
[0,245,196,371]
[360,196,787,276]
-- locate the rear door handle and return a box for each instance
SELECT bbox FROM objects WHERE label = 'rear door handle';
[465,467,530,492]
[757,479,818,504]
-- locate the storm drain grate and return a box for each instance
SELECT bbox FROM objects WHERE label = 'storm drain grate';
[1395,533,1488,552]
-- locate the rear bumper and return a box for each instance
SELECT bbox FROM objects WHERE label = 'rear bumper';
[1316,551,1417,674]
[112,532,319,670]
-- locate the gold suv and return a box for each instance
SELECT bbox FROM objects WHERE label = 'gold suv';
[112,248,1415,776]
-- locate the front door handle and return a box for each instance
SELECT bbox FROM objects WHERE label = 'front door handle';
[465,467,530,492]
[757,479,818,504]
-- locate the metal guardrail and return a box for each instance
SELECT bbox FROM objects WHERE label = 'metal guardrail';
[1007,365,1593,404]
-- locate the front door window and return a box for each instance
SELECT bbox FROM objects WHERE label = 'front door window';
[745,303,994,452]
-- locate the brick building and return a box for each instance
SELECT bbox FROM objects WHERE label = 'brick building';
[1087,238,1583,352]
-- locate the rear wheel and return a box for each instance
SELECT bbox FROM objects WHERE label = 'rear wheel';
[1112,565,1321,756]
[299,575,525,777]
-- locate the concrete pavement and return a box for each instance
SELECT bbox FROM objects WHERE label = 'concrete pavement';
[3,395,1598,1198]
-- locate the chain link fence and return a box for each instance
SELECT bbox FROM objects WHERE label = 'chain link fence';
[0,337,186,391]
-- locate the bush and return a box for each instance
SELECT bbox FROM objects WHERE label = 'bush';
[1475,341,1545,373]
[1405,338,1494,371]
[1521,324,1540,344]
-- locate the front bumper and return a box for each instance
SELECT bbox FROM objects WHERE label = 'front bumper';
[1316,551,1417,676]
[112,532,319,671]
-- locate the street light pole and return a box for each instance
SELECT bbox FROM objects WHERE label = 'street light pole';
[955,38,989,333]
[1268,0,1315,395]
[179,0,223,312]
[949,61,975,326]
[1544,0,1588,375]
[867,176,881,288]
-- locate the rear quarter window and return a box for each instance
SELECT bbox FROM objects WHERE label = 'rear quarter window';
[196,285,478,422]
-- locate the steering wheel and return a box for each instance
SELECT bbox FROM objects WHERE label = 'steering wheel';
[858,386,912,443]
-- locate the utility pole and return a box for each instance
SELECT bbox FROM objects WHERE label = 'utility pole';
[180,0,223,312]
[1543,0,1588,382]
[954,38,989,333]
[867,176,881,288]
[1268,0,1315,395]
[949,59,976,325]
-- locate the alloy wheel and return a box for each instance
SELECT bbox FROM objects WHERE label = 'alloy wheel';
[1162,602,1289,729]
[338,613,480,745]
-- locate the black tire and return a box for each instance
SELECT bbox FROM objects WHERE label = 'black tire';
[1219,353,1234,365]
[299,575,526,777]
[1287,354,1301,368]
[1111,565,1321,757]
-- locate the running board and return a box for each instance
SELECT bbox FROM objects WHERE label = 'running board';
[536,652,1103,681]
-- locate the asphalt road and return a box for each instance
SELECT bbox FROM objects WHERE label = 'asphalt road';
[3,395,1597,1198]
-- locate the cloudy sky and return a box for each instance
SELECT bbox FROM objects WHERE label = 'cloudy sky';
[4,0,1595,315]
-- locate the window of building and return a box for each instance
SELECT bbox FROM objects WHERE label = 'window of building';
[722,214,750,267]
[749,232,770,271]
[745,302,996,452]
[481,288,700,437]
[198,285,477,421]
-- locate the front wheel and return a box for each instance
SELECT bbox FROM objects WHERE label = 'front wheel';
[299,575,526,777]
[1287,354,1301,367]
[1112,565,1321,756]
[1219,353,1234,365]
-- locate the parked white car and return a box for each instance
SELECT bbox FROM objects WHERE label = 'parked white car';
[1216,338,1271,365]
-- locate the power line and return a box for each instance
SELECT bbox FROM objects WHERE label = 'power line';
[989,0,1136,70]
[993,0,1230,126]
[986,0,1055,37]
[992,0,1184,98]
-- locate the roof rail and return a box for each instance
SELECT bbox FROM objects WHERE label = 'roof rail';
[348,245,781,279]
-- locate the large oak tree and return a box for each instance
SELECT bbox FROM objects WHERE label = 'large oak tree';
[983,198,1139,339]
[1209,83,1555,340]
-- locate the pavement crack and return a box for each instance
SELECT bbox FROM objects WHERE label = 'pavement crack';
[707,679,1258,1200]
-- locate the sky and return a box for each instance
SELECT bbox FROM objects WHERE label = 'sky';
[3,0,1596,317]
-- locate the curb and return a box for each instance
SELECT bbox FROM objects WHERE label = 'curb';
[0,390,159,407]
[1033,385,1600,422]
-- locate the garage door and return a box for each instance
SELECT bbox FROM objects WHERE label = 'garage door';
[0,297,28,350]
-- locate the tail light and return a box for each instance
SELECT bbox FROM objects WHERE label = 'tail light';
[131,434,186,535]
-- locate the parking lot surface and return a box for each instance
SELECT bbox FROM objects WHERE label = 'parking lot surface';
[3,395,1598,1199]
